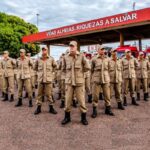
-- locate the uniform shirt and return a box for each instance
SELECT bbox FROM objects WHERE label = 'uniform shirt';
[121,56,139,79]
[91,55,110,84]
[62,51,90,86]
[16,57,33,79]
[58,56,65,80]
[136,58,150,79]
[1,57,16,77]
[0,60,3,77]
[35,56,57,83]
[84,58,91,79]
[146,56,150,78]
[30,60,36,77]
[108,57,123,83]
[43,61,47,82]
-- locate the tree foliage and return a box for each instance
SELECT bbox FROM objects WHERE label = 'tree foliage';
[0,12,40,58]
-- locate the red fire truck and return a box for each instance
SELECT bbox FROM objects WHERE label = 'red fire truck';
[145,47,150,55]
[116,45,139,58]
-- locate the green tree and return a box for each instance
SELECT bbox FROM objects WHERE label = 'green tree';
[0,12,40,58]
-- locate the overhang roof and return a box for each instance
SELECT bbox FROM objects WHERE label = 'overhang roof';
[22,8,150,46]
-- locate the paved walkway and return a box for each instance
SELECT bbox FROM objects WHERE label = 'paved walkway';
[0,90,150,150]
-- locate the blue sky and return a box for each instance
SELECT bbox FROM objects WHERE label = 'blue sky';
[0,0,150,59]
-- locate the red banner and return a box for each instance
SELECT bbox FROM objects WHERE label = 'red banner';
[22,8,150,43]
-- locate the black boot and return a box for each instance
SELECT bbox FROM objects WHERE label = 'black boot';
[73,99,77,108]
[146,93,149,100]
[15,98,22,107]
[1,92,5,98]
[147,93,149,98]
[32,92,35,98]
[34,105,41,115]
[29,99,33,107]
[91,106,97,118]
[42,96,45,102]
[9,94,14,102]
[81,113,88,125]
[105,106,114,116]
[123,97,127,106]
[137,93,140,101]
[52,83,55,88]
[52,95,55,103]
[49,105,57,114]
[118,102,125,110]
[132,97,139,106]
[24,92,28,98]
[144,93,148,101]
[99,93,104,100]
[35,84,38,89]
[2,93,9,101]
[61,112,71,125]
[88,94,92,103]
[58,93,61,100]
[60,100,65,108]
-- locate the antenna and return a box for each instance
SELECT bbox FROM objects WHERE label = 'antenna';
[133,2,136,11]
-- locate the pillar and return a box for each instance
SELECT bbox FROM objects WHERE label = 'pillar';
[139,38,142,51]
[46,44,50,55]
[77,42,81,52]
[120,32,124,46]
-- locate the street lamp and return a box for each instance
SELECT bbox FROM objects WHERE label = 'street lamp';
[36,13,40,28]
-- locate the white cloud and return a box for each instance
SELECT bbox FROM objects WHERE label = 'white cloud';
[0,0,149,59]
[1,0,149,30]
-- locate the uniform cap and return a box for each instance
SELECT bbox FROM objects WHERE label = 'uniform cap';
[139,51,144,55]
[3,51,9,54]
[111,48,117,53]
[125,49,131,53]
[69,41,77,47]
[97,44,105,50]
[42,47,47,51]
[20,49,26,53]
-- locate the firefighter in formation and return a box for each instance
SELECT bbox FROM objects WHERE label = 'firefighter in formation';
[0,41,150,126]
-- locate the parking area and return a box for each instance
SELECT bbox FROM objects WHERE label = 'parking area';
[0,87,150,150]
